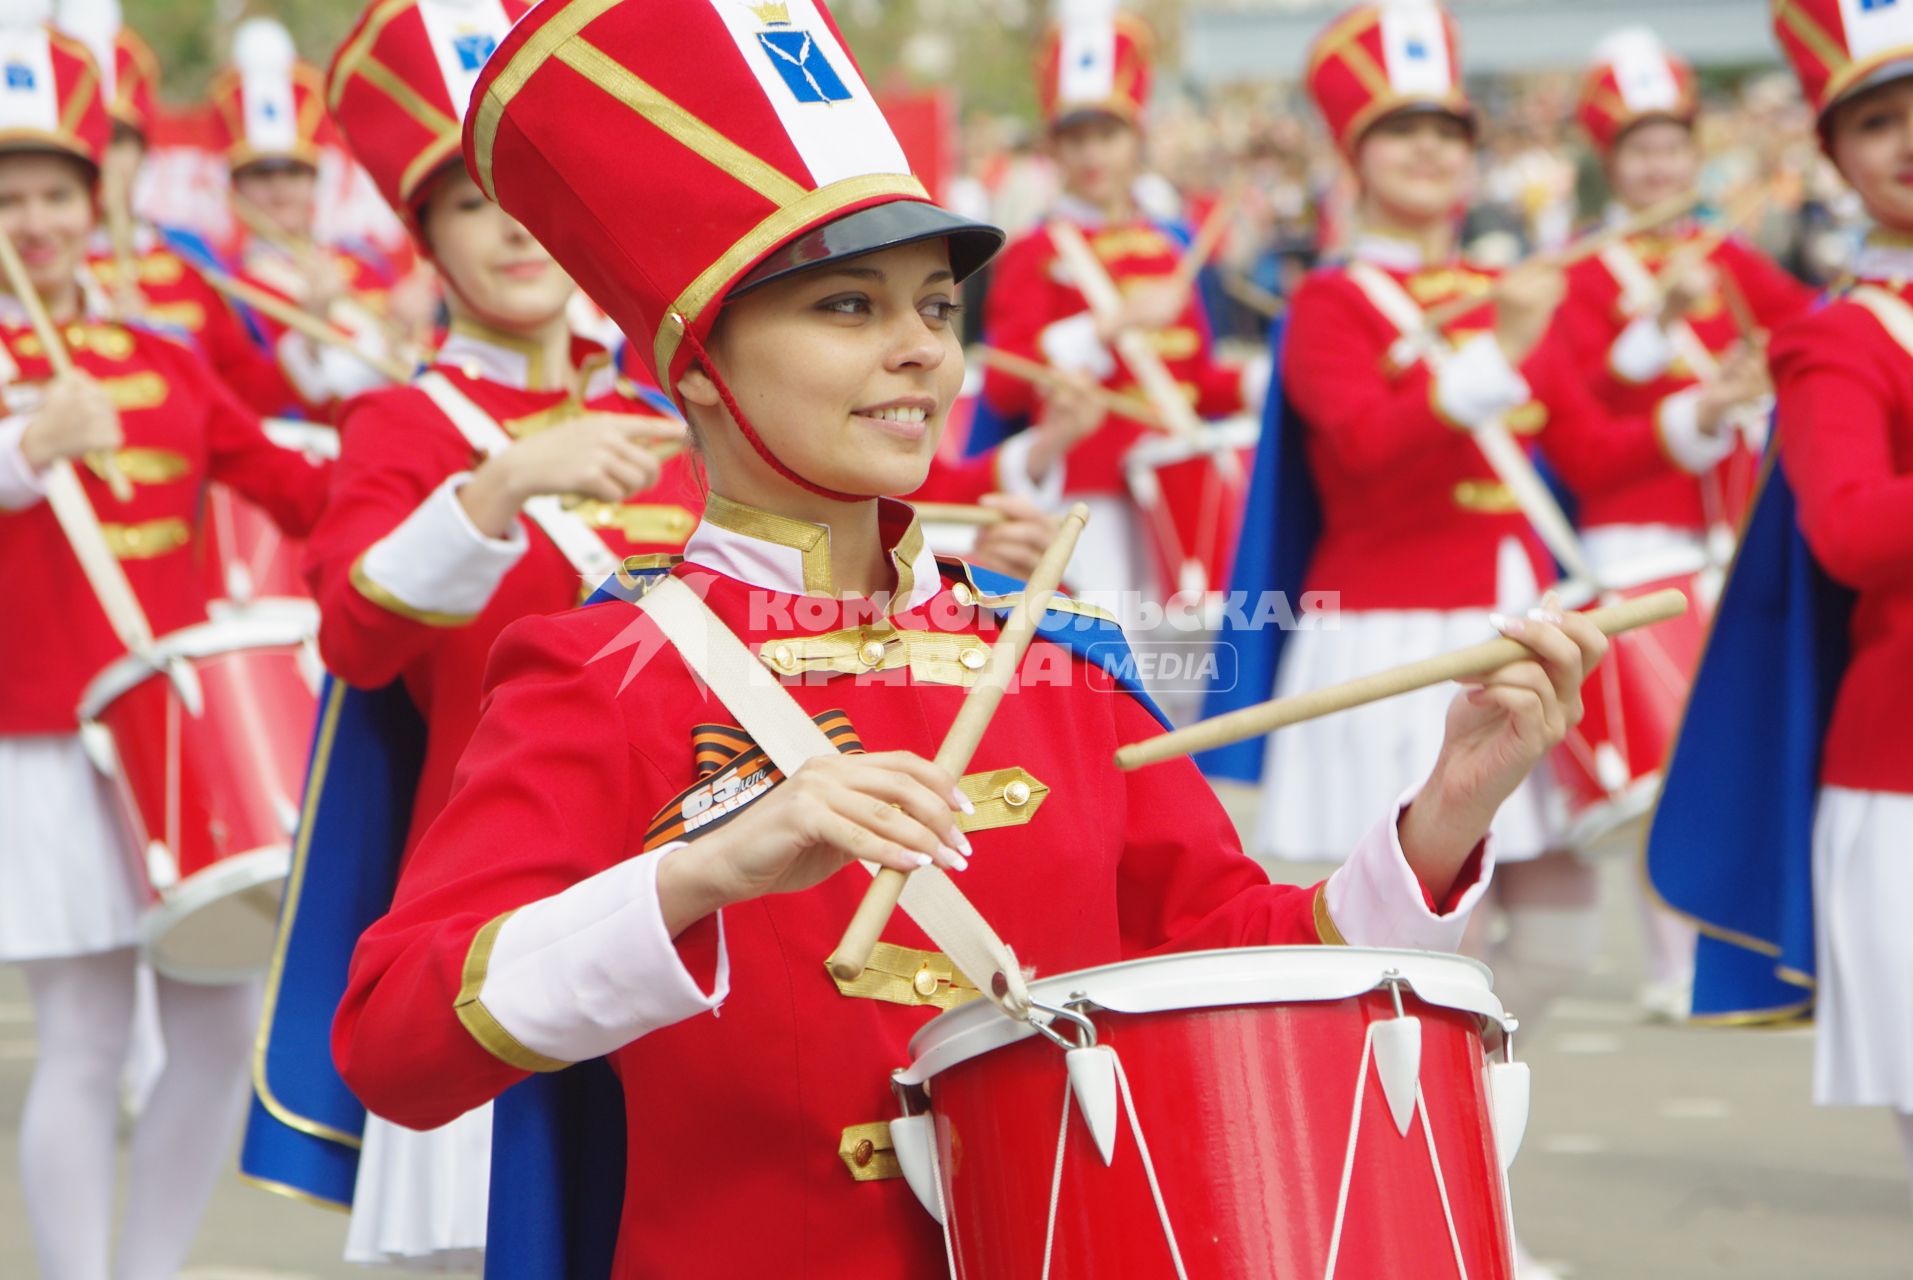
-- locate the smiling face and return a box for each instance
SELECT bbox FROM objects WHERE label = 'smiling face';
[1606,117,1698,211]
[1353,110,1474,226]
[418,167,574,332]
[677,237,964,505]
[1051,112,1143,212]
[0,151,97,304]
[1828,76,1913,232]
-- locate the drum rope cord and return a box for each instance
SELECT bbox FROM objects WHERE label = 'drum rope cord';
[1037,1047,1190,1280]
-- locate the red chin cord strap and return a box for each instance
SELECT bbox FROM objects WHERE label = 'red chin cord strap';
[671,313,863,504]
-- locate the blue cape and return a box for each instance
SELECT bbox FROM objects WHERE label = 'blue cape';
[1192,317,1317,783]
[239,677,423,1207]
[1645,452,1852,1023]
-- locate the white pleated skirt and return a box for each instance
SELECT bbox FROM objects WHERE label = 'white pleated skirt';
[1812,786,1913,1111]
[0,733,143,962]
[1253,538,1564,864]
[345,1104,493,1271]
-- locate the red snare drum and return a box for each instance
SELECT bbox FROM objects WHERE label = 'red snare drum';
[201,420,336,607]
[79,613,322,983]
[1552,546,1712,854]
[891,948,1526,1279]
[1123,417,1258,606]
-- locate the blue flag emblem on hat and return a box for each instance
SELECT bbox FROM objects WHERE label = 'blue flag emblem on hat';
[4,63,35,91]
[1862,0,1897,11]
[453,32,497,73]
[757,30,852,104]
[1405,37,1429,59]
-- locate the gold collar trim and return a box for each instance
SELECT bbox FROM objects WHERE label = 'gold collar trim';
[689,493,934,607]
[438,317,583,394]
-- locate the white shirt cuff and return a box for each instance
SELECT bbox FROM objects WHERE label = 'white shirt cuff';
[277,331,394,404]
[1608,316,1678,385]
[357,474,529,619]
[1239,350,1273,415]
[0,415,47,511]
[1433,334,1532,430]
[992,426,1066,505]
[1038,311,1116,381]
[1322,787,1496,952]
[476,844,729,1064]
[1655,388,1735,475]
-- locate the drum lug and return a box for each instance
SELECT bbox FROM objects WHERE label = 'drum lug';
[164,659,206,718]
[78,720,119,776]
[1373,1016,1422,1138]
[887,1114,944,1225]
[145,840,180,892]
[1486,1060,1531,1170]
[1066,1045,1120,1166]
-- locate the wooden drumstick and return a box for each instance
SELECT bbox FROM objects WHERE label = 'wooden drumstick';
[1113,588,1688,771]
[1418,189,1703,333]
[827,503,1092,982]
[974,345,1166,430]
[0,223,134,503]
[1164,190,1238,305]
[201,264,414,384]
[1223,272,1287,320]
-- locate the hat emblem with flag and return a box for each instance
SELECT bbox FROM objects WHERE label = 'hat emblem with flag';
[1306,0,1473,154]
[748,2,854,106]
[5,62,34,90]
[1773,0,1913,120]
[1037,0,1154,129]
[0,11,111,171]
[1576,26,1698,152]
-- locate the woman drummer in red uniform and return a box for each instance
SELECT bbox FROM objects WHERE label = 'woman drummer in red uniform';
[1764,0,1913,1198]
[331,2,1606,1272]
[0,19,328,1279]
[1555,26,1811,1020]
[1230,0,1759,1095]
[256,0,699,1266]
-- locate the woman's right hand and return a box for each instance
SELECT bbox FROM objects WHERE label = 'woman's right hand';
[19,373,123,471]
[657,751,973,934]
[458,412,681,539]
[1492,260,1566,368]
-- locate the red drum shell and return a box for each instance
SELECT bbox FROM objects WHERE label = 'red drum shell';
[1550,549,1713,853]
[200,423,333,606]
[79,615,319,982]
[1123,418,1258,603]
[901,948,1516,1280]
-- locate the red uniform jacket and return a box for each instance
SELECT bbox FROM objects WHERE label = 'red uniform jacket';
[304,329,703,856]
[0,318,329,734]
[332,499,1486,1277]
[980,209,1246,495]
[87,235,304,419]
[1770,280,1913,794]
[1283,254,1695,610]
[1558,232,1812,530]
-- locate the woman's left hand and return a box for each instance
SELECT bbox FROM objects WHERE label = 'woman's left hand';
[967,493,1060,580]
[1399,592,1609,892]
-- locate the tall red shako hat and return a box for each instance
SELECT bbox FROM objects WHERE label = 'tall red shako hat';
[0,0,111,173]
[1577,27,1699,153]
[1036,0,1155,131]
[1772,0,1913,127]
[328,0,530,234]
[55,0,159,141]
[208,17,337,173]
[463,0,1002,501]
[1306,0,1473,155]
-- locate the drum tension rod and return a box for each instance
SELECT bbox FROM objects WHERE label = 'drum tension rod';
[1027,998,1099,1053]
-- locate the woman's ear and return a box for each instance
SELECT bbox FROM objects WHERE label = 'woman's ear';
[676,362,721,409]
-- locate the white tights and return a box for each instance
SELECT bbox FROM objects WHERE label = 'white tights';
[1468,852,1603,1042]
[18,947,261,1280]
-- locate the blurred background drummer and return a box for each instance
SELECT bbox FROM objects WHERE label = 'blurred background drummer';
[1555,26,1811,1021]
[241,0,699,1267]
[210,16,407,418]
[971,0,1264,612]
[0,13,331,1279]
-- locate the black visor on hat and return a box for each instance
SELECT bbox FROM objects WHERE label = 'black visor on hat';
[731,201,1005,298]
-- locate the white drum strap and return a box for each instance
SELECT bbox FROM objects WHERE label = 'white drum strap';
[634,576,1031,1018]
[1848,285,1913,361]
[1597,242,1719,378]
[1038,1048,1189,1280]
[415,371,620,585]
[1345,262,1596,586]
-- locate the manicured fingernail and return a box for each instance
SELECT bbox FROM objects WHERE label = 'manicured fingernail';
[910,852,934,869]
[1490,612,1525,636]
[1526,606,1566,626]
[938,844,969,872]
[1540,589,1562,610]
[951,788,976,815]
[952,829,973,855]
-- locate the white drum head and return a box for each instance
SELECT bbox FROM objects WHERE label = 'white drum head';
[898,946,1507,1088]
[140,846,290,984]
